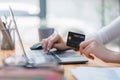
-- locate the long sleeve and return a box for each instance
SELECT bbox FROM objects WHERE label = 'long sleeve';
[86,16,120,44]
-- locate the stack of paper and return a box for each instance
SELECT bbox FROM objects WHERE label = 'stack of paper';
[71,67,120,80]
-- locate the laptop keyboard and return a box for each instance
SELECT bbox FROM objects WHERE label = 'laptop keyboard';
[27,50,44,56]
[26,49,84,64]
[51,50,82,58]
[26,50,56,64]
[26,50,46,63]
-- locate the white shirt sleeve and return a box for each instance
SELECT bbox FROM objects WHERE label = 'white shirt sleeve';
[85,16,120,44]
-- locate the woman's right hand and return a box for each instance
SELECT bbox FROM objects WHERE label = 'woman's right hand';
[41,31,69,52]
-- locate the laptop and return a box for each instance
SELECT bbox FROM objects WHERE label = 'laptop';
[9,6,88,66]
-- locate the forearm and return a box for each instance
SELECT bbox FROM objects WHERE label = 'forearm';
[86,16,120,44]
[110,52,120,63]
[105,51,120,63]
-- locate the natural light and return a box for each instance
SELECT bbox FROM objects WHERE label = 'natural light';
[0,2,40,15]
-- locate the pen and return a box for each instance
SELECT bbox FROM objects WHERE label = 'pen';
[4,15,8,25]
[0,18,14,50]
[8,19,12,29]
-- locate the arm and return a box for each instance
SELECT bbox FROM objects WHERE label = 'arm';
[86,16,120,44]
[80,38,120,63]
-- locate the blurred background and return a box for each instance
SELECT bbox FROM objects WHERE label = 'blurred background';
[0,0,120,52]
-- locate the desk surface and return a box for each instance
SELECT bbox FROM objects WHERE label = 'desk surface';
[0,43,120,80]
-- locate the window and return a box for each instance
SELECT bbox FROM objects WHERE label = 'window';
[0,0,40,43]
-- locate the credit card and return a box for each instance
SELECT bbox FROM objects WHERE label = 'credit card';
[66,31,85,49]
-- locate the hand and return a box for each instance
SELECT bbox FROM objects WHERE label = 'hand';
[79,38,117,62]
[41,31,69,52]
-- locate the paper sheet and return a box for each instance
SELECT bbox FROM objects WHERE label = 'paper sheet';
[71,67,120,80]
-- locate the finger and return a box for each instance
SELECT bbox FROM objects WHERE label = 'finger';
[41,39,48,51]
[81,45,91,58]
[83,51,94,60]
[82,45,94,59]
[47,38,56,51]
[80,38,95,54]
[79,41,89,55]
[82,43,91,54]
[42,33,55,49]
[47,34,60,49]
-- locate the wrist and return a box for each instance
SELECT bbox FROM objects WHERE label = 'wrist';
[107,51,120,63]
[111,52,120,63]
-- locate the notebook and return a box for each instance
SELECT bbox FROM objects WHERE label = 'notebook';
[71,67,120,80]
[9,6,88,66]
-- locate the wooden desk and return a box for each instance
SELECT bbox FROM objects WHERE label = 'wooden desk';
[0,43,120,80]
[0,49,63,80]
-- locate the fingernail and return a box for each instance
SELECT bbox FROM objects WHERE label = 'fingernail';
[47,47,50,51]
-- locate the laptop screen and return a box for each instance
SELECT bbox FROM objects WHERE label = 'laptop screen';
[9,6,27,57]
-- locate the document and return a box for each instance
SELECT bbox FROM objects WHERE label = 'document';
[71,66,120,80]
